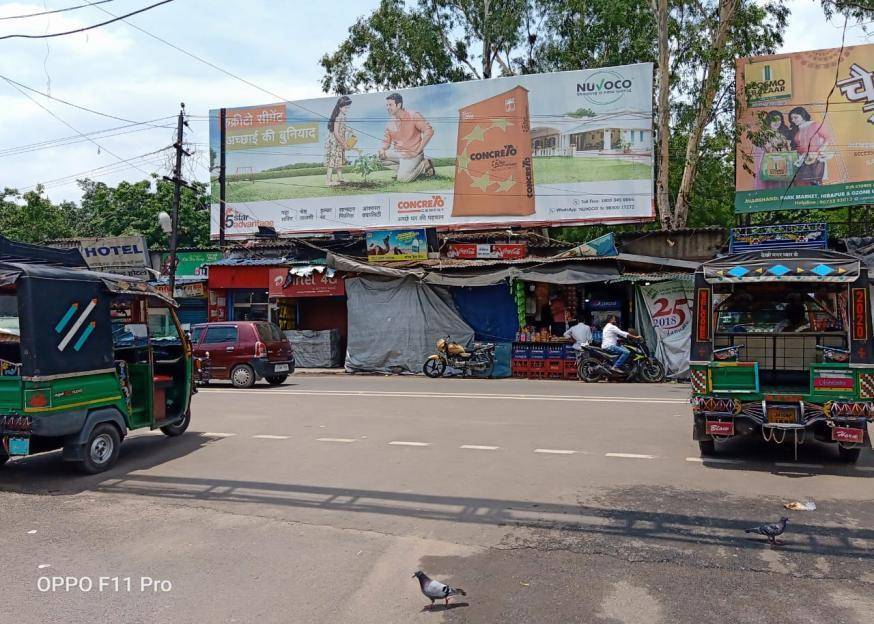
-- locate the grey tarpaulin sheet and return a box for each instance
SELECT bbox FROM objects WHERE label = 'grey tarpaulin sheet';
[422,263,619,286]
[284,329,341,368]
[345,276,474,373]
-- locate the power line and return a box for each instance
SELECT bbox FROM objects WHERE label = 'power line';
[0,73,174,127]
[1,76,155,178]
[0,119,176,158]
[0,0,174,40]
[0,0,115,20]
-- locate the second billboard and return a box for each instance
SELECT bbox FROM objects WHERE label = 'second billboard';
[209,64,654,237]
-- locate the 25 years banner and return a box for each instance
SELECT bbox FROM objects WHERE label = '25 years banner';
[639,280,693,377]
[209,64,654,237]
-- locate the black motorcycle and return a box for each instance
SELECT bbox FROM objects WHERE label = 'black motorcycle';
[423,336,495,378]
[576,335,666,383]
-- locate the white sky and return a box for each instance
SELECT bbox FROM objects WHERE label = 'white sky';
[0,0,870,203]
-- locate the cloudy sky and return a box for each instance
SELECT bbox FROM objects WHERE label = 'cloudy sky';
[0,0,870,203]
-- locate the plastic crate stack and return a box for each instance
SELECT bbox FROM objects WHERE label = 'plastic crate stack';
[511,343,579,381]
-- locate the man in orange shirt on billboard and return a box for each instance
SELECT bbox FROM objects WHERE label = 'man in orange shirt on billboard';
[377,93,436,183]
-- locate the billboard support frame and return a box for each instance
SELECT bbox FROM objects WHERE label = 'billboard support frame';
[219,107,227,249]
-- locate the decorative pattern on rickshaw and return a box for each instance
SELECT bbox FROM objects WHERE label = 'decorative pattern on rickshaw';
[0,414,31,434]
[824,401,873,418]
[860,373,874,399]
[691,396,740,414]
[0,359,20,377]
[690,369,707,394]
[740,402,765,421]
[115,360,132,413]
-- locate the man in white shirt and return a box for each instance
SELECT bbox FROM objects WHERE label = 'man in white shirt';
[601,314,637,372]
[563,319,593,352]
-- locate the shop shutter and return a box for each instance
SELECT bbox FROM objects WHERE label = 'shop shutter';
[177,301,207,326]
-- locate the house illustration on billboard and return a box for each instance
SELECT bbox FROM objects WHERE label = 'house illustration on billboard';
[530,113,652,159]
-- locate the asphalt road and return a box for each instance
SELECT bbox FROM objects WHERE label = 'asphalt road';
[1,376,873,624]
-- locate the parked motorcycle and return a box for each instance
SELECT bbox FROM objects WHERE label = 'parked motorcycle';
[423,336,495,378]
[576,335,665,383]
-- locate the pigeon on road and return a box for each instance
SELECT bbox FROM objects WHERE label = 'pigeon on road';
[745,517,789,545]
[412,570,467,609]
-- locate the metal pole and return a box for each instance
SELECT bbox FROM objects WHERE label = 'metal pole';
[219,107,227,250]
[169,103,185,296]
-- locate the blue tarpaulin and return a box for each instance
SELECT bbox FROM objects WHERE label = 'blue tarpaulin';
[450,284,518,342]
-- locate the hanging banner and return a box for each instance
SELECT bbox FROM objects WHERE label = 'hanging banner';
[736,44,874,213]
[445,243,528,260]
[366,229,428,262]
[209,64,654,237]
[639,280,693,376]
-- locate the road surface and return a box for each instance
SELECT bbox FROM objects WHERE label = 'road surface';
[1,376,872,623]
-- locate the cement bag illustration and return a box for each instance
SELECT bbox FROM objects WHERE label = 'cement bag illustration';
[760,151,796,182]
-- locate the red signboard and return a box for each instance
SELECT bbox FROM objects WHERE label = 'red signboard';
[268,268,345,298]
[706,420,734,436]
[851,288,869,341]
[831,427,865,444]
[445,243,528,260]
[813,372,855,391]
[696,288,711,342]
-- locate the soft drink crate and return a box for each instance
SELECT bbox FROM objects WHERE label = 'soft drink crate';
[563,345,579,360]
[546,344,565,358]
[545,359,564,373]
[529,345,547,360]
[511,344,531,359]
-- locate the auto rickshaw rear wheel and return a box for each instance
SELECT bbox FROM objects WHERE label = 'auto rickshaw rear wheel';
[698,439,716,456]
[78,423,121,474]
[160,409,191,437]
[837,445,861,464]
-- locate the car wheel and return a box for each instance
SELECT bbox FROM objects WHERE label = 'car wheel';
[160,410,191,437]
[231,364,256,389]
[78,423,121,474]
[837,445,861,464]
[265,374,289,386]
[698,439,716,457]
[423,359,446,378]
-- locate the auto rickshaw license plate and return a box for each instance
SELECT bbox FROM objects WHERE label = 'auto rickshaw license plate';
[8,437,29,456]
[767,406,798,424]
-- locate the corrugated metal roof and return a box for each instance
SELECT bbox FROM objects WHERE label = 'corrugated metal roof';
[208,257,324,267]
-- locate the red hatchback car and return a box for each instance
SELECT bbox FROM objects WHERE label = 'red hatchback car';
[190,321,295,388]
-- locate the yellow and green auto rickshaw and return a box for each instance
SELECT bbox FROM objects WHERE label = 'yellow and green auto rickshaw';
[0,238,197,473]
[689,248,873,463]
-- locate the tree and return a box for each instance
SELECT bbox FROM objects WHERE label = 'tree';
[0,187,82,244]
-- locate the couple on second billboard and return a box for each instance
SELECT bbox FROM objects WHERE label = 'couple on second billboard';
[211,65,655,235]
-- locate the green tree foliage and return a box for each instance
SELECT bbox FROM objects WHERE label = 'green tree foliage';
[0,178,211,248]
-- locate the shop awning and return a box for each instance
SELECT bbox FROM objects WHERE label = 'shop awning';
[702,250,861,284]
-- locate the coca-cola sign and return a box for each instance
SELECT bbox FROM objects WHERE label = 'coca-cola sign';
[445,243,527,260]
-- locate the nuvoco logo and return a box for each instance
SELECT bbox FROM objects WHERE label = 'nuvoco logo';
[577,71,633,105]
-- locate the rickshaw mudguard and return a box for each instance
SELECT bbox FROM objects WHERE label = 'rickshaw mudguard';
[60,407,127,461]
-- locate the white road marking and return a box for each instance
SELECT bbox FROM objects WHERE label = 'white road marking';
[388,441,431,447]
[202,432,236,438]
[252,435,289,440]
[27,530,37,535]
[534,448,576,455]
[685,457,745,464]
[606,453,655,459]
[37,564,51,569]
[774,462,824,470]
[199,388,687,404]
[460,445,499,450]
[317,437,357,443]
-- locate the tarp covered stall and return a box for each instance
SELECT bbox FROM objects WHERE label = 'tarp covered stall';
[284,329,342,368]
[344,277,474,373]
[450,284,518,342]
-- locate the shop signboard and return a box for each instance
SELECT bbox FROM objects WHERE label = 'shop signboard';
[268,268,345,298]
[728,223,828,252]
[155,282,207,299]
[209,64,654,237]
[445,243,527,260]
[76,236,150,278]
[366,229,428,262]
[736,44,874,213]
[159,251,223,278]
[640,280,694,377]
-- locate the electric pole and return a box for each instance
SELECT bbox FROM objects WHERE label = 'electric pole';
[167,102,188,297]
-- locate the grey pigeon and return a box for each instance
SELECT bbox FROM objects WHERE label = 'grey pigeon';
[412,570,467,609]
[745,517,789,544]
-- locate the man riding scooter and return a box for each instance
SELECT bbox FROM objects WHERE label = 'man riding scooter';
[601,314,639,374]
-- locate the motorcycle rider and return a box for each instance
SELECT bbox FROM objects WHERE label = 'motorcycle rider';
[601,314,639,373]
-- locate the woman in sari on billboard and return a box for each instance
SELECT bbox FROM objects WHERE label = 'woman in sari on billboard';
[325,96,353,187]
[788,106,835,186]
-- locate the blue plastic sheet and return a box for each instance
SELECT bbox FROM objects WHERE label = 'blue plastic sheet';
[450,284,518,342]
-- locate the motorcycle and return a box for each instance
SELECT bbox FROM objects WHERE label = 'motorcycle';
[576,335,666,383]
[423,336,495,378]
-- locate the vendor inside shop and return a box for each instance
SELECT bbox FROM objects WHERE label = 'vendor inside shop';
[515,281,630,343]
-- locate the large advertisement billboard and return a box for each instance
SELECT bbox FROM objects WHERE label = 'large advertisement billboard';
[209,64,654,237]
[736,44,874,213]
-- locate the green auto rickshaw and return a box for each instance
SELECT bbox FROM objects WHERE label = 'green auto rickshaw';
[0,240,196,474]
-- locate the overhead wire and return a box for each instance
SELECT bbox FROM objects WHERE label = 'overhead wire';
[0,0,114,20]
[0,0,174,40]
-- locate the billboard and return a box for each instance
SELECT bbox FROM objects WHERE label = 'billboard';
[209,64,654,237]
[736,44,874,213]
[365,229,428,262]
[158,251,223,278]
